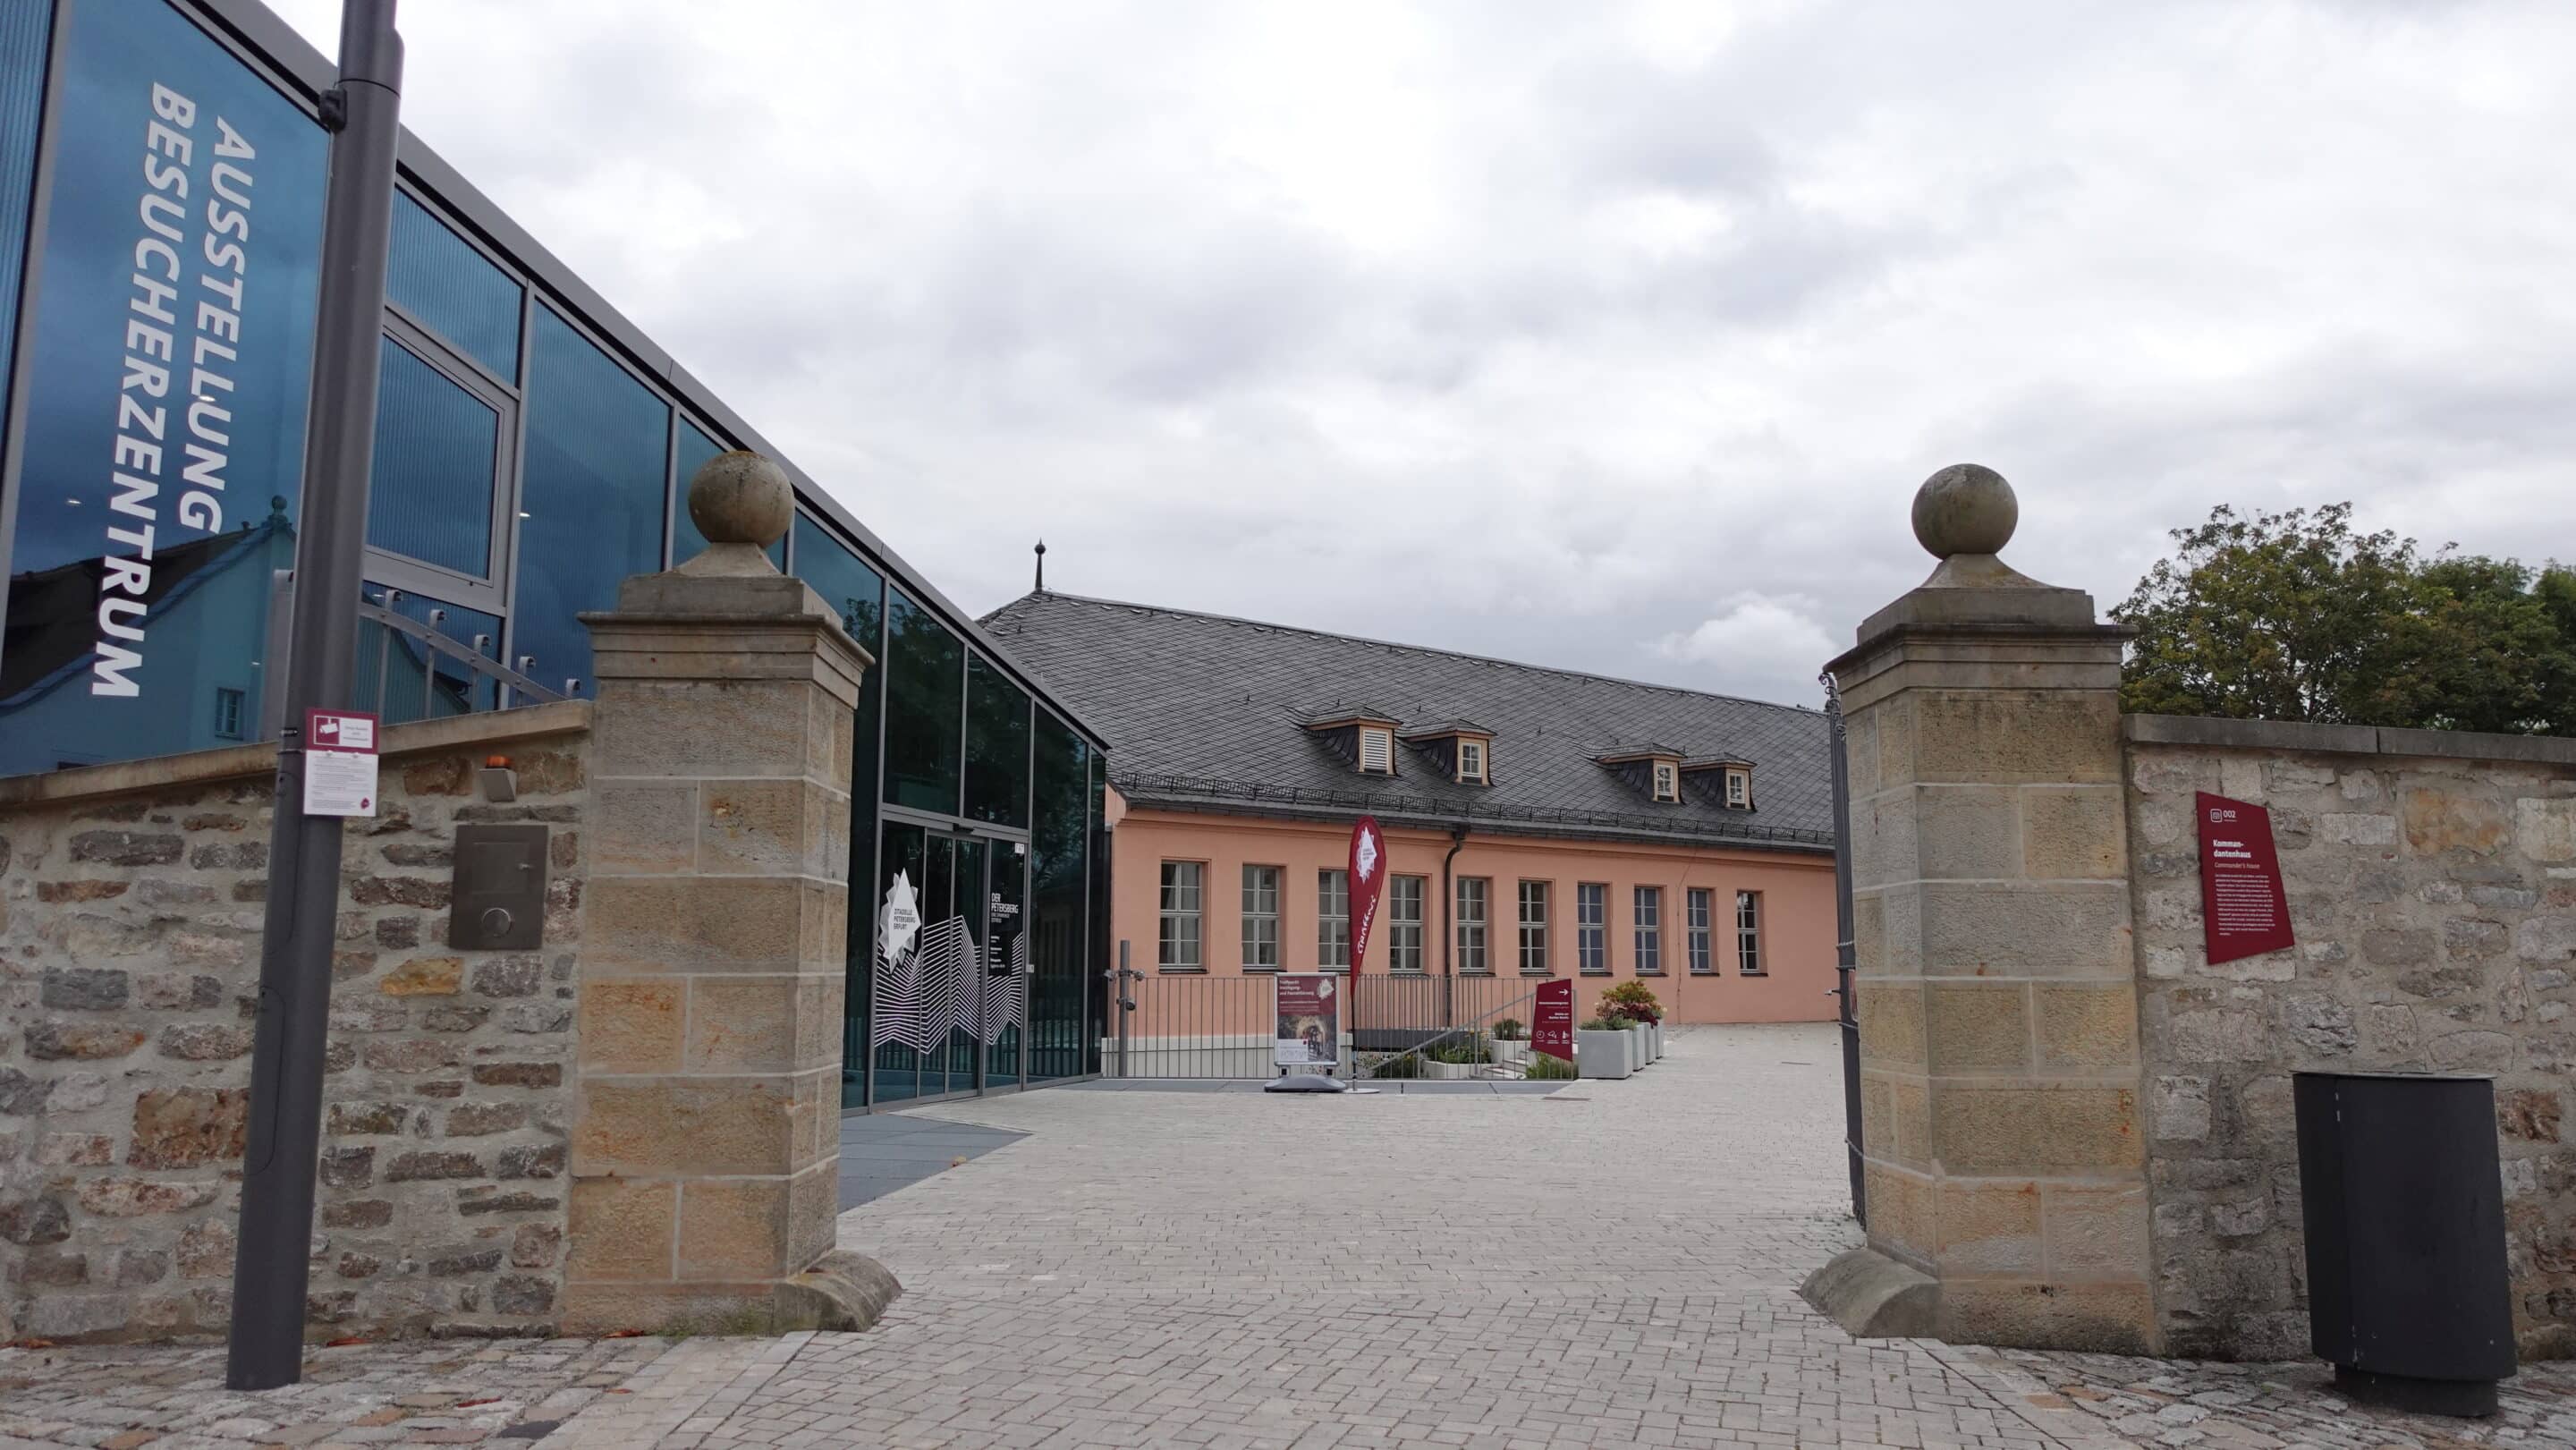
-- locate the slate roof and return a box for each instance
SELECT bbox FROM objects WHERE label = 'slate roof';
[979,590,1835,852]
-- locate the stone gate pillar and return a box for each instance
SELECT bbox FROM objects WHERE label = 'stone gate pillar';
[562,452,894,1333]
[1810,464,2154,1352]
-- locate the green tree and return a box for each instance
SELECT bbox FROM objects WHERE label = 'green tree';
[2114,504,2576,733]
[2114,504,2442,724]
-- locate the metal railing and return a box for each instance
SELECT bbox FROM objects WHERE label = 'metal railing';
[1114,770,1835,848]
[352,598,564,725]
[1106,971,1553,1080]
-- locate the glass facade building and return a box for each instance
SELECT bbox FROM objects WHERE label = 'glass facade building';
[0,0,1109,1107]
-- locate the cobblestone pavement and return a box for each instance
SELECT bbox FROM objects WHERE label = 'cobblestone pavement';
[0,1334,691,1447]
[1996,1348,2576,1450]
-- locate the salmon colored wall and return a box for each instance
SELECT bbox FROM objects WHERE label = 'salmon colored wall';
[1108,808,1836,1025]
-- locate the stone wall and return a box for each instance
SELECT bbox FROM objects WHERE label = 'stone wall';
[2125,715,2576,1359]
[0,703,591,1343]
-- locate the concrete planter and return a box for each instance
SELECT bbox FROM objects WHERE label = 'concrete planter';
[1577,1029,1632,1080]
[1650,1023,1665,1059]
[1491,1039,1529,1069]
[1422,1058,1479,1080]
[1631,1023,1651,1066]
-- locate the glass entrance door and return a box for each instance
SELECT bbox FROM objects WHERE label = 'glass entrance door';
[985,842,1028,1090]
[865,818,1028,1106]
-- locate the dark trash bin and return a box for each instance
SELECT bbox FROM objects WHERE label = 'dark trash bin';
[2292,1071,2515,1417]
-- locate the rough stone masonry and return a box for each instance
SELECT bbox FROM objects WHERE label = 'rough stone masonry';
[2126,714,2576,1360]
[0,705,591,1342]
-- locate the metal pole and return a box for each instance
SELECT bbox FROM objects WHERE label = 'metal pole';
[228,0,403,1393]
[1821,670,1865,1229]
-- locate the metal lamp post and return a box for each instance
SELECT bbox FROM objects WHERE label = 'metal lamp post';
[227,0,403,1392]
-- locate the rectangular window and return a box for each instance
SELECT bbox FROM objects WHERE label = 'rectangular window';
[1388,875,1426,971]
[1455,877,1490,974]
[963,652,1032,828]
[1158,862,1203,970]
[1241,865,1282,970]
[1318,869,1350,970]
[1359,726,1394,774]
[1653,760,1678,801]
[882,589,964,813]
[1688,887,1715,974]
[1577,884,1607,974]
[1634,886,1664,974]
[1727,768,1751,808]
[1737,890,1765,974]
[1516,880,1550,974]
[1458,738,1486,784]
[517,306,673,697]
[212,687,245,742]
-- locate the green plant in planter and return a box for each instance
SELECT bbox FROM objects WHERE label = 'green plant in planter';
[1371,1052,1421,1079]
[1525,1051,1576,1081]
[1493,1018,1525,1040]
[1599,980,1663,1025]
[1427,1033,1491,1065]
[1579,1016,1619,1032]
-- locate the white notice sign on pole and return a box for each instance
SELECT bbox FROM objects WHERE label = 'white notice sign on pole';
[302,708,380,817]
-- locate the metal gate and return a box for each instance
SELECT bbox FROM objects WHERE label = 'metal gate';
[1106,969,1539,1079]
[1825,670,1865,1226]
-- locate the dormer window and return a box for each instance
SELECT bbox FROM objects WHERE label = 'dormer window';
[1724,767,1750,807]
[1652,760,1679,802]
[1359,726,1394,775]
[1458,738,1487,784]
[1680,756,1756,809]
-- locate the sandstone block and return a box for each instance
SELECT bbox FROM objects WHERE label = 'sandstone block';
[2403,788,2512,855]
[575,1079,800,1177]
[1864,1161,1936,1268]
[566,1178,675,1281]
[1926,982,2029,1073]
[2152,1075,2211,1141]
[678,1177,793,1281]
[1859,982,1924,1067]
[1931,1084,2141,1172]
[1911,785,2020,881]
[129,1088,248,1168]
[381,956,465,996]
[579,979,685,1073]
[685,976,809,1073]
[1936,1179,2041,1273]
[1892,1079,1930,1162]
[2022,785,2126,879]
[590,678,815,779]
[2515,797,2576,861]
[1918,882,2131,977]
[2046,1185,2148,1275]
[583,876,842,975]
[1937,1278,2154,1354]
[591,781,699,875]
[2035,983,2136,1069]
[1911,690,2122,784]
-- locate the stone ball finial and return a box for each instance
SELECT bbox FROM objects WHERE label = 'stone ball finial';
[1911,462,2018,558]
[687,451,793,551]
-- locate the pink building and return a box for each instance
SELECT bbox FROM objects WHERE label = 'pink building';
[979,590,1838,1031]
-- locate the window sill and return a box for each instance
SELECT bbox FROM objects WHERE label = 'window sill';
[1157,966,1207,974]
[1518,971,1555,978]
[1578,970,1611,978]
[1689,969,1719,976]
[1739,971,1768,978]
[1240,965,1282,974]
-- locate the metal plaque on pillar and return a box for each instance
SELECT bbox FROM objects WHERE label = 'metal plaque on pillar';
[449,824,549,950]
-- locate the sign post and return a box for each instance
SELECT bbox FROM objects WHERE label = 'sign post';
[1531,979,1573,1066]
[229,0,405,1392]
[2197,792,2293,964]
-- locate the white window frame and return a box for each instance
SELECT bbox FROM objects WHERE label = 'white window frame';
[1633,886,1664,975]
[1318,868,1350,970]
[1458,738,1487,784]
[1576,883,1607,974]
[1737,889,1764,974]
[1653,760,1678,802]
[1359,726,1394,774]
[1241,864,1282,971]
[1455,876,1491,974]
[1687,886,1715,974]
[1389,874,1427,972]
[1516,880,1550,975]
[1158,861,1203,970]
[1725,767,1750,807]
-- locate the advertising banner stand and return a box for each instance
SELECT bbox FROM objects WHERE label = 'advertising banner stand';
[1266,972,1349,1093]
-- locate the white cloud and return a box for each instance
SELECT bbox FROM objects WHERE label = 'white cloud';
[269,0,2576,709]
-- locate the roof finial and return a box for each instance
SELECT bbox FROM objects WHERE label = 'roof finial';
[1034,539,1047,592]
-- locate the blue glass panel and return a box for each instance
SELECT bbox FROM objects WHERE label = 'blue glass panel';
[512,306,667,696]
[0,0,327,776]
[793,513,886,1106]
[0,0,54,470]
[1026,710,1088,1083]
[964,651,1030,827]
[387,192,520,382]
[364,338,497,577]
[882,587,962,812]
[667,420,783,569]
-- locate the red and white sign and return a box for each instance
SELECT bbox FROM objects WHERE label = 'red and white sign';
[302,708,380,818]
[2197,791,2292,964]
[1530,979,1574,1063]
[1348,815,1386,973]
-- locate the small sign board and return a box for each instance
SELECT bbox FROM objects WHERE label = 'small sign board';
[1530,979,1574,1063]
[301,708,379,818]
[1275,973,1340,1069]
[2198,791,2293,964]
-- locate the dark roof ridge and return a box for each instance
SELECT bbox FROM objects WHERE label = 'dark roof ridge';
[987,589,1819,717]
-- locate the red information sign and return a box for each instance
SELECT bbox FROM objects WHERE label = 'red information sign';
[1348,816,1386,972]
[1530,979,1574,1064]
[2198,792,2293,964]
[301,708,380,818]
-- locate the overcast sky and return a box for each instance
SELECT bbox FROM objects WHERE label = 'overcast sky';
[276,0,2576,708]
